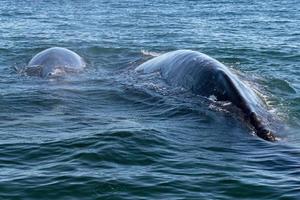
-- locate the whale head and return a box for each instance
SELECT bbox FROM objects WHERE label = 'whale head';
[26,47,85,78]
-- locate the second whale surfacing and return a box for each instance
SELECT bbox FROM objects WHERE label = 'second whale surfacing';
[135,50,278,141]
[26,47,86,78]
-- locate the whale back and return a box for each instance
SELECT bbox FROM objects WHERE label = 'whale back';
[27,47,85,77]
[136,50,277,141]
[136,50,261,110]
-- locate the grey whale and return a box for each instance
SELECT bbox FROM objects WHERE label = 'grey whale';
[26,47,86,78]
[135,50,277,141]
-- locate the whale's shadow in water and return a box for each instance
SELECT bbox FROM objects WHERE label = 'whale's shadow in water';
[134,50,281,142]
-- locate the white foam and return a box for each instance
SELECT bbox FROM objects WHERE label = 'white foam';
[141,50,161,57]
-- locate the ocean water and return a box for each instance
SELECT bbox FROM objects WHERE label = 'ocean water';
[0,0,300,199]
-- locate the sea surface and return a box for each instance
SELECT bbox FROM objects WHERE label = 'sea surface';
[0,0,299,199]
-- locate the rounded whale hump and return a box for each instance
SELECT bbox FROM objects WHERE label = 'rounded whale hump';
[135,50,278,141]
[27,47,86,78]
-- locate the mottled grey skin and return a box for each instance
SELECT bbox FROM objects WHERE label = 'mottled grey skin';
[27,47,85,78]
[136,50,277,141]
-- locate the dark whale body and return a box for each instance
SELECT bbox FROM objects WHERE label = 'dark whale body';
[136,50,277,141]
[26,47,85,78]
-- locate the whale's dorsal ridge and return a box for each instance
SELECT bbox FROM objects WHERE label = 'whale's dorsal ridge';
[135,50,278,141]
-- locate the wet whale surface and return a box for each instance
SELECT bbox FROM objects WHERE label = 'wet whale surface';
[136,50,278,141]
[26,47,86,78]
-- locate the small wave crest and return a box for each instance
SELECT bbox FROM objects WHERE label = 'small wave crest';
[141,50,162,57]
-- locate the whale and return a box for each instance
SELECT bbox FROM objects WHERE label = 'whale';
[135,50,277,141]
[26,47,86,78]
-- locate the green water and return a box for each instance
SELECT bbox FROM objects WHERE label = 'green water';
[0,0,299,199]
